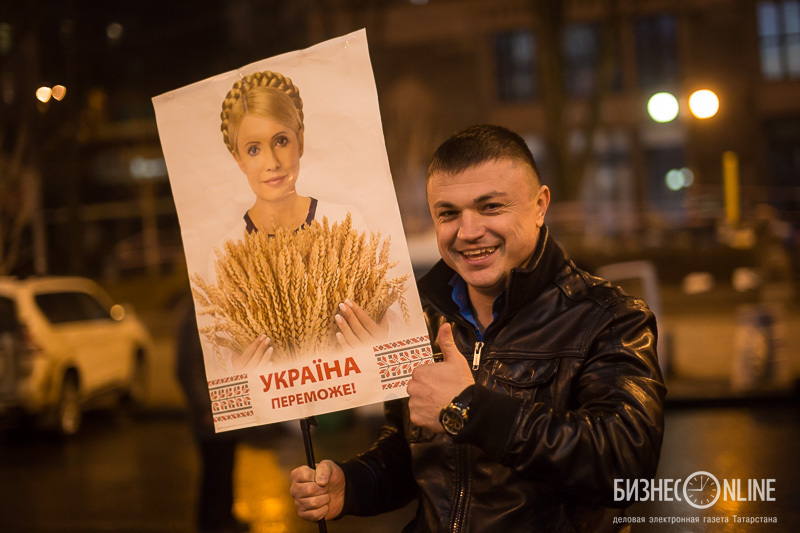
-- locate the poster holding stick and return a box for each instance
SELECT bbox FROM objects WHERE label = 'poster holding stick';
[300,417,328,532]
[153,30,434,433]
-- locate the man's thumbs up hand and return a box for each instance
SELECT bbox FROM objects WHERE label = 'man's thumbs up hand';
[437,322,461,362]
[407,323,475,432]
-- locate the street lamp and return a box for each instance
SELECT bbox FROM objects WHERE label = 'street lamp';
[689,89,719,119]
[647,92,679,123]
[647,89,720,122]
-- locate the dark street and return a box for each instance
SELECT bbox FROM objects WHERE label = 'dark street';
[0,408,416,533]
[1,400,799,532]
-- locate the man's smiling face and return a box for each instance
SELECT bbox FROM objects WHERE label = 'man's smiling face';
[427,158,550,300]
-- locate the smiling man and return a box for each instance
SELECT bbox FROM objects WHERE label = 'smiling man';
[425,139,549,331]
[290,125,666,532]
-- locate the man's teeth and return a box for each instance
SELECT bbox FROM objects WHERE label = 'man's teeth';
[462,247,496,257]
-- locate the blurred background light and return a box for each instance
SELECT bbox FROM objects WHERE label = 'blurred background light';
[51,85,67,101]
[36,86,52,103]
[106,22,124,41]
[0,22,12,54]
[647,92,679,123]
[130,156,168,179]
[689,89,720,119]
[665,169,684,190]
[665,167,695,191]
[35,85,66,103]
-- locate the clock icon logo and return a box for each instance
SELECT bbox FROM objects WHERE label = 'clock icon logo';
[683,471,720,509]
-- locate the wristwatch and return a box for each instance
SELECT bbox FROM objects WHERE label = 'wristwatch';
[439,387,474,436]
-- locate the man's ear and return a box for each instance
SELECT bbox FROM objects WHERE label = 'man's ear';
[535,185,551,227]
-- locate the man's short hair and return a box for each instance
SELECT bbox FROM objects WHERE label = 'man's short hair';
[426,124,541,183]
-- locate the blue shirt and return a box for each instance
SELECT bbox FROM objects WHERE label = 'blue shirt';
[449,275,505,340]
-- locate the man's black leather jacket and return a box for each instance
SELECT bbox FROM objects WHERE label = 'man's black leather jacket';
[340,227,666,532]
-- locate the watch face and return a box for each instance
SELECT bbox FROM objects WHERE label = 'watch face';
[683,471,720,509]
[441,409,465,433]
[440,401,470,436]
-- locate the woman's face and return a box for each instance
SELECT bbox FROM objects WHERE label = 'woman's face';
[233,114,303,203]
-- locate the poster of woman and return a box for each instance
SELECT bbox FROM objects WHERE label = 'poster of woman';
[153,30,433,432]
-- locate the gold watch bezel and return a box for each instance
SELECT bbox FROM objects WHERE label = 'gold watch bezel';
[439,401,470,436]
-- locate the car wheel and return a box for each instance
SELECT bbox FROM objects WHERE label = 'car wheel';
[56,375,81,436]
[123,350,148,408]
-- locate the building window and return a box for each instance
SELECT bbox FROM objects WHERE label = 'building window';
[563,23,622,97]
[757,1,800,80]
[634,14,679,89]
[495,30,536,101]
[563,23,599,97]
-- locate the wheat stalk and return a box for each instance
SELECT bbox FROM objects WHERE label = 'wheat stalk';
[191,214,410,366]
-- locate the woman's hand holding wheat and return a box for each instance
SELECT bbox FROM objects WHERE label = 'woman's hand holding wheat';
[231,334,274,372]
[334,299,389,348]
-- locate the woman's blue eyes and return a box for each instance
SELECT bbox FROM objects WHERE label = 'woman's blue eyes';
[245,136,290,156]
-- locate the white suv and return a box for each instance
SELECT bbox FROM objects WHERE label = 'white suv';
[0,276,152,435]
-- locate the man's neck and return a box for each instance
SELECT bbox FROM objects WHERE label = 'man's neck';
[467,286,501,331]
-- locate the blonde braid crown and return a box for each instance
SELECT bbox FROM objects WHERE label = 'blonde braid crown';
[220,70,304,153]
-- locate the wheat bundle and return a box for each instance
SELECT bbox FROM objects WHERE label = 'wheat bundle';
[191,214,410,365]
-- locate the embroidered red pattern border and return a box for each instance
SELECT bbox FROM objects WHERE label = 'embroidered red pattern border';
[373,335,434,390]
[209,374,254,423]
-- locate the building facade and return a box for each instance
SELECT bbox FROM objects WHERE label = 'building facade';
[308,0,800,252]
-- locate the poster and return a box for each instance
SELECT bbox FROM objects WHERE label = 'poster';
[153,30,433,432]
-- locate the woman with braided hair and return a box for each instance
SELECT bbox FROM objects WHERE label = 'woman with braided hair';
[217,70,393,372]
[221,70,323,235]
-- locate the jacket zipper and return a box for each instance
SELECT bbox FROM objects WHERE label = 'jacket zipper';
[456,340,483,531]
[451,445,469,532]
[472,341,484,371]
[423,300,483,532]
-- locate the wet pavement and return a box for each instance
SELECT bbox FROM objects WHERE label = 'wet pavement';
[628,401,800,532]
[0,409,415,533]
[1,400,799,532]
